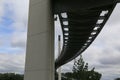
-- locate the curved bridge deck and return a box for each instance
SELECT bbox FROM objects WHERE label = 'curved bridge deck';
[53,0,119,69]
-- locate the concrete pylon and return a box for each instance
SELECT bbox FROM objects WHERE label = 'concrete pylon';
[24,0,54,80]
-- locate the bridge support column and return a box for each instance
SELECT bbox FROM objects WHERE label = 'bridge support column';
[24,0,54,80]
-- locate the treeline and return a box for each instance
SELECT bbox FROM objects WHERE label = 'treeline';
[0,73,23,80]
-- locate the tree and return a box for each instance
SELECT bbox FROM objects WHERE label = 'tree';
[88,68,102,80]
[115,78,120,80]
[72,55,89,80]
[72,55,102,80]
[73,55,87,72]
[62,55,102,80]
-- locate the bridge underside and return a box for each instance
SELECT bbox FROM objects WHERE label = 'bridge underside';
[54,0,119,69]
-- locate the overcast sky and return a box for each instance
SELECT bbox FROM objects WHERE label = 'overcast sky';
[0,0,120,80]
[0,0,29,73]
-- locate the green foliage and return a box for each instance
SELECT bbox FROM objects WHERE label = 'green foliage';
[62,73,73,80]
[115,78,120,80]
[87,68,102,80]
[72,55,88,72]
[0,73,23,80]
[62,55,102,80]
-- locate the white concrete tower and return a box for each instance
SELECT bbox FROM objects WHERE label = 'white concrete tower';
[24,0,54,80]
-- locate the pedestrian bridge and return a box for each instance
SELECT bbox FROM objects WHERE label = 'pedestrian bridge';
[54,0,120,69]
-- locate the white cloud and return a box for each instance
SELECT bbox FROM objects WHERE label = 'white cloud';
[62,60,74,72]
[0,0,5,22]
[4,0,29,23]
[0,0,29,48]
[7,0,29,49]
[0,53,25,74]
[0,37,4,46]
[2,0,29,31]
[11,31,27,48]
[2,0,29,37]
